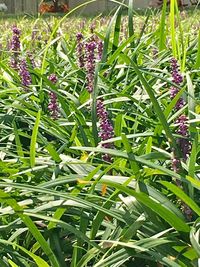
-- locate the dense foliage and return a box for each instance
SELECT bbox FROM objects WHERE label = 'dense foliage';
[0,1,199,266]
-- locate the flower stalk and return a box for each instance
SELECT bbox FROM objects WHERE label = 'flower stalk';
[10,26,21,70]
[170,58,192,220]
[48,74,59,119]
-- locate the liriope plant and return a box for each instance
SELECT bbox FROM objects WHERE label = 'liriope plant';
[0,0,199,267]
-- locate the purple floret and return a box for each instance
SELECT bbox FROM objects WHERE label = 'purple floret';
[48,73,58,84]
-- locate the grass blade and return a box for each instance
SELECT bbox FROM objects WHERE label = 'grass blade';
[30,110,41,168]
[159,0,167,51]
[195,31,200,69]
[170,0,177,57]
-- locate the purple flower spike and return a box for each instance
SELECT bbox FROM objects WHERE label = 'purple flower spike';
[10,25,21,70]
[11,27,21,51]
[19,59,32,89]
[176,115,191,160]
[48,74,59,119]
[170,61,191,164]
[170,59,185,110]
[85,41,96,93]
[170,59,192,220]
[170,58,183,84]
[172,158,181,173]
[97,40,103,61]
[76,32,85,68]
[48,92,59,119]
[12,26,21,36]
[97,99,114,162]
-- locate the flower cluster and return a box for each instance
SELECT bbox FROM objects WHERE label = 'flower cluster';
[97,40,103,61]
[76,32,104,93]
[10,26,21,69]
[171,58,183,84]
[170,58,192,220]
[19,59,32,89]
[49,73,58,84]
[176,115,191,161]
[76,32,85,68]
[97,99,114,162]
[170,58,185,110]
[170,59,191,164]
[172,115,191,173]
[85,41,96,93]
[11,26,21,50]
[48,74,59,119]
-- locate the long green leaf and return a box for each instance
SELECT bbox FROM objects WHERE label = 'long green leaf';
[30,110,41,168]
[97,180,190,232]
[195,31,200,68]
[70,146,184,182]
[170,0,177,57]
[159,0,167,51]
